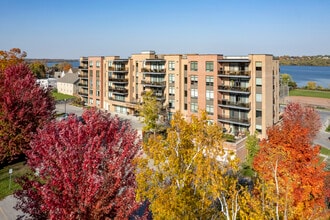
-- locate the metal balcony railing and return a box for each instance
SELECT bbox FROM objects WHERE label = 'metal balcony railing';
[141,80,166,87]
[218,100,250,109]
[218,85,250,93]
[217,115,250,126]
[218,70,251,78]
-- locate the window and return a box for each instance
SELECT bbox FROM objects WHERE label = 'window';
[184,90,187,97]
[206,105,214,115]
[191,103,198,112]
[256,61,262,71]
[206,90,214,100]
[96,80,100,89]
[96,70,100,78]
[89,70,93,77]
[168,61,175,71]
[190,75,198,85]
[108,61,113,67]
[190,61,198,71]
[184,103,187,110]
[206,76,214,86]
[191,88,198,98]
[89,80,93,87]
[184,77,187,84]
[169,86,175,95]
[96,99,100,106]
[89,61,93,67]
[169,100,175,109]
[115,95,125,101]
[205,61,214,72]
[256,78,262,86]
[169,74,175,83]
[256,94,262,102]
[89,98,93,104]
[89,90,93,95]
[96,90,100,97]
[96,61,100,68]
[256,110,262,117]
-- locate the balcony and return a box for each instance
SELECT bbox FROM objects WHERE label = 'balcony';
[218,100,250,110]
[79,73,88,78]
[108,97,126,102]
[109,87,128,94]
[78,90,88,96]
[141,80,166,87]
[108,77,128,84]
[218,85,250,94]
[217,115,250,126]
[218,70,251,78]
[79,65,88,70]
[141,68,166,75]
[78,82,88,88]
[108,67,128,73]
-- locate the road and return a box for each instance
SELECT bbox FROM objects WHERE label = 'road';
[314,110,330,149]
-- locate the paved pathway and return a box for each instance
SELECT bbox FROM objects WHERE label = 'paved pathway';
[0,195,24,220]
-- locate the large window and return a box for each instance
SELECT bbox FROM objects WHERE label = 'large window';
[89,70,93,77]
[206,90,214,100]
[206,105,214,115]
[89,61,93,67]
[190,75,198,85]
[96,70,100,78]
[168,61,175,71]
[256,78,262,86]
[191,103,198,112]
[190,61,198,71]
[169,86,175,95]
[256,61,262,71]
[169,74,175,83]
[256,94,262,102]
[206,76,214,86]
[191,88,198,98]
[205,61,214,72]
[96,61,100,68]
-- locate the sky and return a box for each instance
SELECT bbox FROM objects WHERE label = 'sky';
[1,0,330,59]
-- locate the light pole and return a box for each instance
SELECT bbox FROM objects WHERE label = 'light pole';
[64,99,67,114]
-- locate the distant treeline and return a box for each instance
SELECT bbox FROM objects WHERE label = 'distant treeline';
[278,55,330,66]
[25,59,79,64]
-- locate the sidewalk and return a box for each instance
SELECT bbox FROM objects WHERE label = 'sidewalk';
[0,195,24,220]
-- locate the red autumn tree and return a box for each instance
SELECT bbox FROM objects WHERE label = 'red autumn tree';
[282,102,321,140]
[253,102,328,219]
[15,109,145,220]
[0,64,55,164]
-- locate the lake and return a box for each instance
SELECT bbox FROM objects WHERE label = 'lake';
[280,65,330,88]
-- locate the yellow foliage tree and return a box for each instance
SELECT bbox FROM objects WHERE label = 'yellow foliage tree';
[136,111,255,219]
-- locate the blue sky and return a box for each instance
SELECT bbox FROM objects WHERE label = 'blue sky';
[1,0,329,59]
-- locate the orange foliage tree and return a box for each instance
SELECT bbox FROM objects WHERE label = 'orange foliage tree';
[0,48,26,72]
[253,102,328,219]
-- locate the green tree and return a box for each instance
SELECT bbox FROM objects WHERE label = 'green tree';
[281,73,297,89]
[29,61,46,78]
[139,91,162,133]
[241,132,259,177]
[306,81,317,90]
[136,111,254,219]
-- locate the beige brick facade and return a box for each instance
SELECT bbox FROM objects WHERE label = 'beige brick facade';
[79,51,279,139]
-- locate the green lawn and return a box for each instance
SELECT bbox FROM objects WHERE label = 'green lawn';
[0,161,30,200]
[320,146,330,156]
[289,89,330,99]
[52,92,75,101]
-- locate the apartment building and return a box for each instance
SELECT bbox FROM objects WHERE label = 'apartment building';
[78,51,279,139]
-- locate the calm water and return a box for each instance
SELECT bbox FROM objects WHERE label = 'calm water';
[280,65,330,88]
[47,61,79,68]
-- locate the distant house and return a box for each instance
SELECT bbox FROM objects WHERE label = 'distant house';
[36,78,57,89]
[57,72,80,95]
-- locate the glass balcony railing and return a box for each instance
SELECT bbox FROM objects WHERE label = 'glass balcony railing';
[217,115,250,126]
[218,70,251,78]
[218,85,250,94]
[141,80,166,87]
